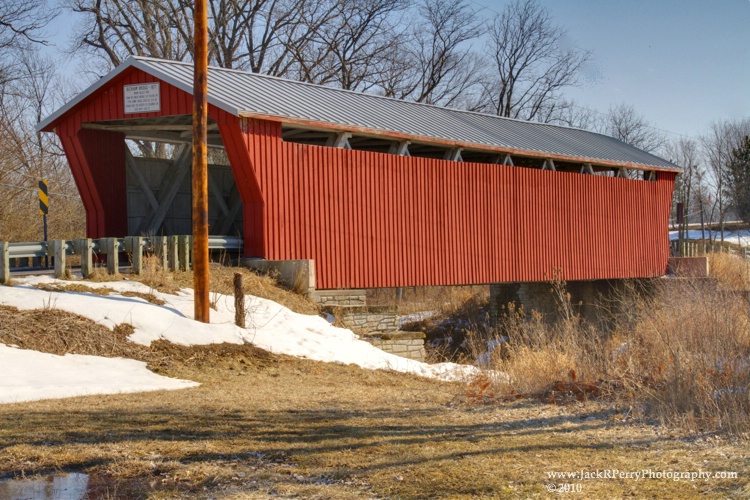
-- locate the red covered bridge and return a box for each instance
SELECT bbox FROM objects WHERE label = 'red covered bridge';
[38,57,679,291]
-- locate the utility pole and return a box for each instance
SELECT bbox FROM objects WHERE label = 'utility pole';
[192,0,210,322]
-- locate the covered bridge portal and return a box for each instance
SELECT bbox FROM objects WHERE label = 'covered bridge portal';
[38,57,679,291]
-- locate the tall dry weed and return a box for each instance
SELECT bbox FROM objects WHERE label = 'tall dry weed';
[612,279,750,433]
[138,254,178,294]
[466,275,750,433]
[467,300,605,396]
[708,252,750,290]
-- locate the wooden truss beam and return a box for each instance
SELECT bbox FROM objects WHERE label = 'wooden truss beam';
[137,144,191,234]
[326,132,352,149]
[389,141,411,156]
[443,148,463,162]
[216,187,242,235]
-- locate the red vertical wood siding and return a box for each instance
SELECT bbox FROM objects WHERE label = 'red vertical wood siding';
[46,72,676,289]
[246,120,675,289]
[57,126,128,238]
[216,113,267,256]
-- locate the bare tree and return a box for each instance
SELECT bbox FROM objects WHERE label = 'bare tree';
[0,52,84,241]
[291,0,407,92]
[0,0,57,48]
[377,0,483,107]
[665,137,700,225]
[66,0,348,79]
[0,0,58,85]
[542,99,598,129]
[210,0,337,75]
[478,0,590,122]
[702,118,750,239]
[601,103,667,154]
[66,0,193,69]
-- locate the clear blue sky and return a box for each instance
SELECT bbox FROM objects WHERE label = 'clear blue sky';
[476,0,750,140]
[45,0,749,141]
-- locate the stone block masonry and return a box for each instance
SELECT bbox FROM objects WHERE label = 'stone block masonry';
[312,289,426,361]
[312,289,367,306]
[361,332,427,362]
[333,305,399,334]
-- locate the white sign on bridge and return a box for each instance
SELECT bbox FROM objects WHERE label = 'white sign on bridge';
[124,83,161,114]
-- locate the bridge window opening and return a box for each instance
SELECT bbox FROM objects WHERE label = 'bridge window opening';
[461,151,504,163]
[407,143,453,159]
[348,136,399,154]
[592,169,615,177]
[281,127,331,146]
[548,160,580,173]
[510,157,545,169]
[279,126,658,180]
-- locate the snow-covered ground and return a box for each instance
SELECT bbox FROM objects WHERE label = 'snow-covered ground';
[0,345,198,403]
[0,276,480,404]
[669,228,750,247]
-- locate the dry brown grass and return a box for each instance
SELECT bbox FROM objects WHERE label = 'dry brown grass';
[708,252,750,290]
[611,280,750,434]
[0,306,147,359]
[0,304,279,377]
[1,345,748,498]
[0,296,748,497]
[72,254,319,316]
[34,282,165,305]
[86,266,126,283]
[369,285,488,316]
[467,301,606,398]
[468,277,750,435]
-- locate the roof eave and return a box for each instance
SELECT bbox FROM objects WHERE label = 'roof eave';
[238,111,682,173]
[36,58,139,133]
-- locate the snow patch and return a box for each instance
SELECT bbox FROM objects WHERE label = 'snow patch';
[0,344,198,404]
[0,277,481,404]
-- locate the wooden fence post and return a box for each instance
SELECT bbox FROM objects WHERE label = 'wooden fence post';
[53,240,67,279]
[153,236,168,270]
[234,272,245,327]
[105,237,119,275]
[178,235,191,271]
[127,236,144,275]
[168,235,179,272]
[0,242,9,285]
[75,238,93,277]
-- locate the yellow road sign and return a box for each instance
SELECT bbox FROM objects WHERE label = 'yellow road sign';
[38,180,48,215]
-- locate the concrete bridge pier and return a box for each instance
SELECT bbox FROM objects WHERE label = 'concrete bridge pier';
[488,279,647,329]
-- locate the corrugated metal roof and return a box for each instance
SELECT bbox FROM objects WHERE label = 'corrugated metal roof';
[38,56,680,171]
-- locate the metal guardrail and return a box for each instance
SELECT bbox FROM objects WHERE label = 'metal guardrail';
[208,235,243,250]
[0,235,244,283]
[7,241,53,258]
[6,236,242,260]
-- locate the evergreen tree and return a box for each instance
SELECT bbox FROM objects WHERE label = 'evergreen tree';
[726,135,750,223]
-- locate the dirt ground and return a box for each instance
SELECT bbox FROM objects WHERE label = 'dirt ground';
[1,341,749,499]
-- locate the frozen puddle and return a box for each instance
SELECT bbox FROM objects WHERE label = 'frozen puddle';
[0,473,88,500]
